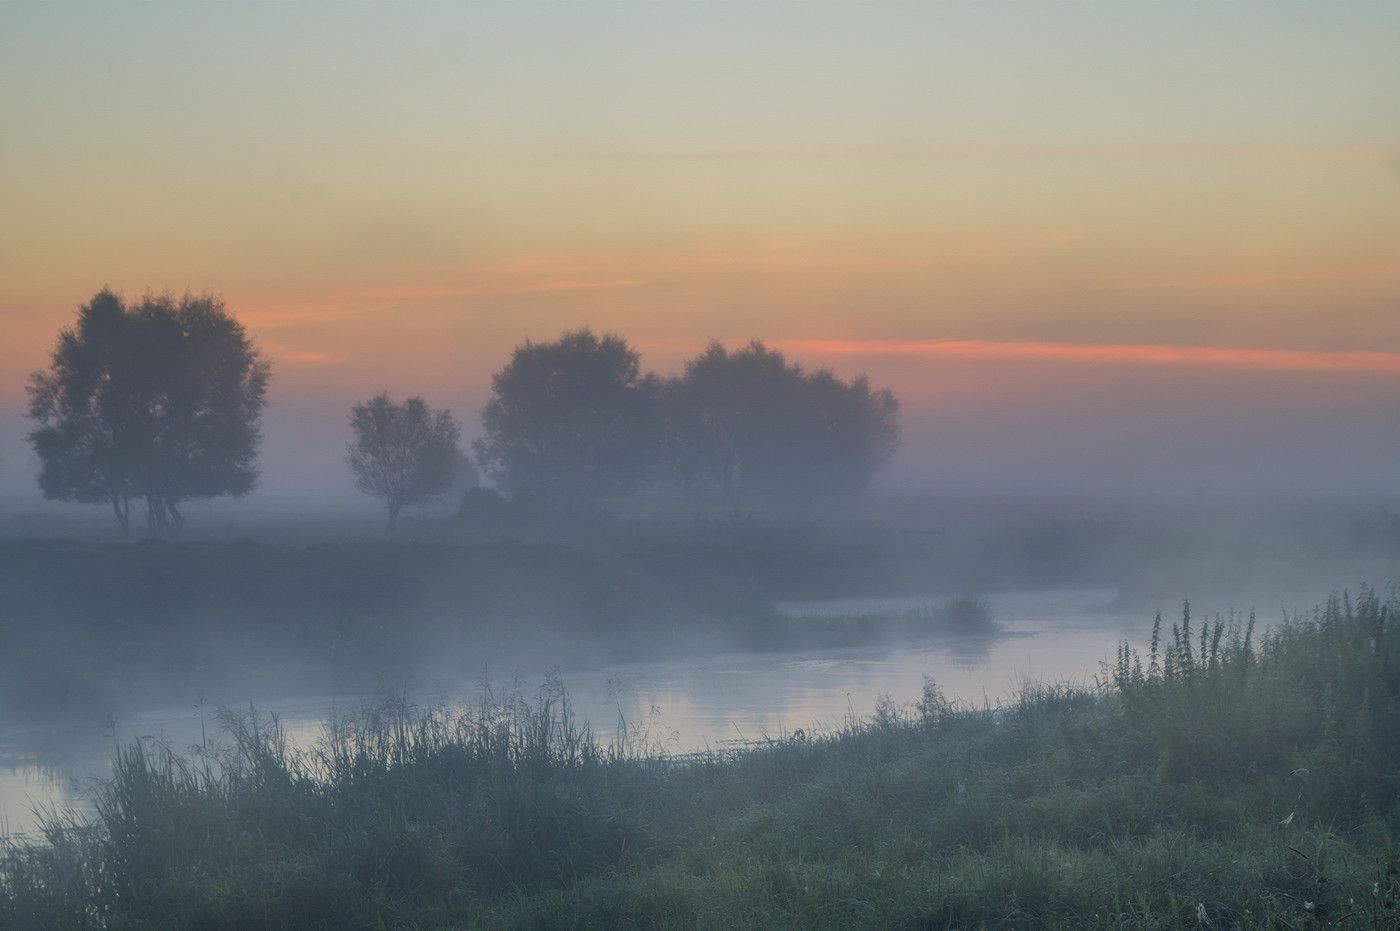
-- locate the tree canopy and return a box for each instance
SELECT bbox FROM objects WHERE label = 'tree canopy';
[347,393,461,530]
[473,329,664,503]
[669,340,899,503]
[26,289,270,533]
[472,331,899,508]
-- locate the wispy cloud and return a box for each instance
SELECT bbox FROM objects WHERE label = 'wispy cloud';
[517,279,645,293]
[261,342,347,366]
[1062,260,1400,296]
[239,277,646,329]
[443,143,1397,167]
[236,239,931,331]
[772,339,1400,375]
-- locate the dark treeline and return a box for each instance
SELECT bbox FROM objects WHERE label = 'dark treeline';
[474,329,900,508]
[27,290,899,532]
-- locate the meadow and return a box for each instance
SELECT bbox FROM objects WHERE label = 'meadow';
[2,586,1396,929]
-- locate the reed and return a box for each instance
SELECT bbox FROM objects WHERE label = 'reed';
[4,591,1398,929]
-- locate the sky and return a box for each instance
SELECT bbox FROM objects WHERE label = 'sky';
[2,2,1398,512]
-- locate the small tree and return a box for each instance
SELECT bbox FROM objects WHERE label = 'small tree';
[347,392,460,529]
[27,289,270,533]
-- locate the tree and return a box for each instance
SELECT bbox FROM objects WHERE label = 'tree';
[347,392,460,529]
[474,328,664,503]
[671,340,898,502]
[27,289,271,533]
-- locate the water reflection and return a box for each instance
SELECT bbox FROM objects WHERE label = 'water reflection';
[556,589,1133,752]
[1,588,1141,840]
[0,764,76,842]
[1,736,99,843]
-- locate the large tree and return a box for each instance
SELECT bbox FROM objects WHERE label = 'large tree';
[347,393,460,530]
[474,328,664,503]
[27,289,271,533]
[671,340,898,503]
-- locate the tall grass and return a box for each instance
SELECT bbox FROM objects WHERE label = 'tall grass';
[1114,587,1399,809]
[4,591,1400,929]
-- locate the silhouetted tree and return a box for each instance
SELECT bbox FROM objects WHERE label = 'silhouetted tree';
[671,340,898,502]
[347,393,461,530]
[474,329,665,503]
[27,289,271,533]
[442,447,481,503]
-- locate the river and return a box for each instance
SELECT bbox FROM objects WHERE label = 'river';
[1,588,1147,842]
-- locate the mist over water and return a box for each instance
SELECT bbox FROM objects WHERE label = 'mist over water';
[9,339,1400,531]
[2,1,1397,922]
[3,350,1399,853]
[0,479,1391,842]
[0,589,1134,839]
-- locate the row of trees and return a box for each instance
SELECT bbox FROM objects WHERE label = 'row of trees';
[28,291,899,531]
[471,329,899,505]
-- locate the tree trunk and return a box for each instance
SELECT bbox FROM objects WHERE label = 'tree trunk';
[111,494,130,533]
[724,454,742,508]
[144,495,180,535]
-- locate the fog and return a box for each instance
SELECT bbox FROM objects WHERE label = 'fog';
[4,377,1397,626]
[9,359,1400,532]
[14,335,1400,511]
[4,344,1399,781]
[5,346,1400,924]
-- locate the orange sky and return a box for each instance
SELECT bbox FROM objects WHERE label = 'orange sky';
[2,3,1399,501]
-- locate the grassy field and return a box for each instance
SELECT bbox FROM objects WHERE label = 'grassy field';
[3,587,1397,929]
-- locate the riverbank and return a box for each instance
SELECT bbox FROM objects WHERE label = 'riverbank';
[3,588,1396,929]
[0,533,1000,722]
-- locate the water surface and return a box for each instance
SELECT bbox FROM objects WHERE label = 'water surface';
[2,588,1142,841]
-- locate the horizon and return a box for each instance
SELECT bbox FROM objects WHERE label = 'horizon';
[3,3,1398,518]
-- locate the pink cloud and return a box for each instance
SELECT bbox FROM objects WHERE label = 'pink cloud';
[770,339,1400,375]
[262,342,347,366]
[237,276,646,330]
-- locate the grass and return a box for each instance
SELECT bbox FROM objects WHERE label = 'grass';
[4,588,1400,929]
